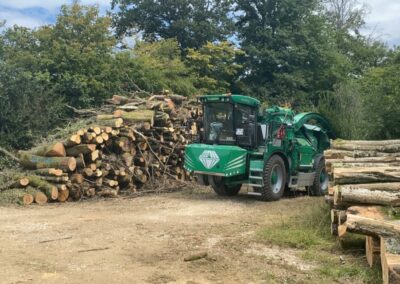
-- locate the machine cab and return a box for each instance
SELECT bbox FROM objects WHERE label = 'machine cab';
[199,94,260,149]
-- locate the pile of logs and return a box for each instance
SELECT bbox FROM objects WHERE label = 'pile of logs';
[325,139,400,284]
[2,93,202,205]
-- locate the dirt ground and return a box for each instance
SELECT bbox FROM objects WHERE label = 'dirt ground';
[0,188,334,284]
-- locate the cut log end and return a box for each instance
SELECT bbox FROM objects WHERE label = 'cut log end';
[20,193,34,205]
[34,192,48,205]
[19,178,30,187]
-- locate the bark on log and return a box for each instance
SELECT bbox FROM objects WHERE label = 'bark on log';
[28,142,66,157]
[19,153,76,171]
[75,154,86,169]
[334,183,400,206]
[334,167,400,184]
[37,176,69,183]
[332,139,400,146]
[332,141,400,153]
[25,176,58,201]
[66,144,96,156]
[32,168,64,177]
[96,118,124,128]
[345,214,400,238]
[115,110,154,126]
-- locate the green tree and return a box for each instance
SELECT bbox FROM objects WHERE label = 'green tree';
[115,39,196,96]
[234,0,347,108]
[0,63,65,149]
[111,0,234,50]
[359,60,400,139]
[323,0,388,75]
[186,41,244,93]
[37,3,117,107]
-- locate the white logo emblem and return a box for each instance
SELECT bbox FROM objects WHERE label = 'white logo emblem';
[199,150,220,169]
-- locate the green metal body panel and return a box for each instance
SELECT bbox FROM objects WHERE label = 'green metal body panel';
[184,144,247,177]
[184,94,334,188]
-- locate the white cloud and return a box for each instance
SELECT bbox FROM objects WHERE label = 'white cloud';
[0,0,111,11]
[0,0,64,10]
[0,10,45,28]
[362,0,400,46]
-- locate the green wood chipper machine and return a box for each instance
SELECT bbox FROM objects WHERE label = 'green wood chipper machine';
[184,94,335,201]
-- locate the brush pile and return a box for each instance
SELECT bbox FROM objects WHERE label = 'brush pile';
[0,93,202,205]
[325,139,400,284]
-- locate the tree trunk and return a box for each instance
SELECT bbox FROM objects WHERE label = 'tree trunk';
[37,176,69,183]
[32,168,64,177]
[75,154,86,169]
[66,144,96,156]
[345,214,400,238]
[19,153,76,171]
[115,110,154,126]
[96,117,124,128]
[25,175,58,201]
[332,141,400,153]
[28,142,66,157]
[334,167,400,184]
[334,183,400,206]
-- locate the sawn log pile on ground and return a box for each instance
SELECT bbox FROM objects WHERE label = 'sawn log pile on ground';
[324,140,400,284]
[0,93,201,205]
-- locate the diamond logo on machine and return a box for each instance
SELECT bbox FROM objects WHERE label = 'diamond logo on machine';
[199,150,220,169]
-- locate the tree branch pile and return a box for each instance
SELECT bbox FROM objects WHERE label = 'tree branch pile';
[0,93,202,205]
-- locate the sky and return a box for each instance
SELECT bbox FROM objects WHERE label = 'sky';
[0,0,399,47]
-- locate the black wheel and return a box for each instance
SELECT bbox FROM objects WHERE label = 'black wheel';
[259,155,286,201]
[196,174,209,186]
[209,176,241,196]
[309,157,329,196]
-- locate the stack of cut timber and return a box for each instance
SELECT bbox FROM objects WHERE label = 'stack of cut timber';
[325,139,400,284]
[6,93,201,205]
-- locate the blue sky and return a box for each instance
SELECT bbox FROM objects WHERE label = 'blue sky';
[0,0,399,47]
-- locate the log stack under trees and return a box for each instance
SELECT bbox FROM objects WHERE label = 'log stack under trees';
[0,92,202,206]
[325,139,400,284]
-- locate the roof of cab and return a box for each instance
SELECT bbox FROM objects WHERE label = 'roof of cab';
[198,94,260,107]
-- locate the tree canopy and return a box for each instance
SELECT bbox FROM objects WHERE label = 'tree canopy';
[111,0,233,49]
[0,0,399,149]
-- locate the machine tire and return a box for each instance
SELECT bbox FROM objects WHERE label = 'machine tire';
[209,176,241,196]
[309,158,329,196]
[196,174,209,186]
[259,155,287,201]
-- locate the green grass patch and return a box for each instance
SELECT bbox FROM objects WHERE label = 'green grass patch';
[257,198,381,283]
[300,249,381,283]
[258,199,334,249]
